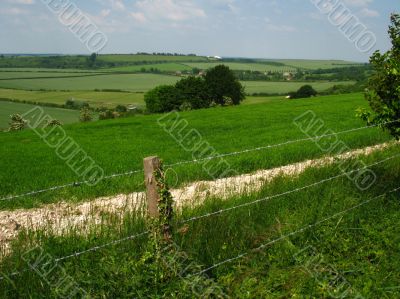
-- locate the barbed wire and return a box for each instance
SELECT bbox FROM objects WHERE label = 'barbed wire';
[2,120,398,202]
[0,169,143,202]
[181,152,400,224]
[194,186,400,276]
[0,230,150,281]
[1,152,399,281]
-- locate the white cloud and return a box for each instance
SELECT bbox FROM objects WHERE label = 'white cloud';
[266,24,297,32]
[0,7,29,15]
[6,0,34,4]
[342,0,373,7]
[359,7,379,17]
[132,0,206,22]
[100,9,111,17]
[130,12,147,23]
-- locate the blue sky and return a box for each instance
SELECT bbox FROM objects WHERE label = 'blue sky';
[0,0,397,61]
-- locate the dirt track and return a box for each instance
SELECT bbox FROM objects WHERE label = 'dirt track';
[0,141,397,252]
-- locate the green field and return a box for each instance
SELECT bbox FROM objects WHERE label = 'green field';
[272,59,363,69]
[0,71,103,80]
[0,92,393,210]
[0,73,181,92]
[103,63,193,72]
[0,101,80,129]
[181,62,297,72]
[242,80,355,94]
[1,146,399,298]
[98,54,209,63]
[0,88,145,108]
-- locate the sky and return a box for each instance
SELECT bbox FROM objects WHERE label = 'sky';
[0,0,397,62]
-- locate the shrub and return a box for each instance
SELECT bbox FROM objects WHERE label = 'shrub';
[115,105,128,113]
[289,85,317,99]
[8,114,27,131]
[99,110,114,120]
[45,119,62,127]
[79,107,92,122]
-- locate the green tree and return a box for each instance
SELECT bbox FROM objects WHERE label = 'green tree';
[144,85,181,113]
[295,85,317,99]
[205,65,245,105]
[360,14,400,139]
[175,76,211,109]
[87,53,97,68]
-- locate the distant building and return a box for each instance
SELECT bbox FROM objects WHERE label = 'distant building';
[283,72,294,81]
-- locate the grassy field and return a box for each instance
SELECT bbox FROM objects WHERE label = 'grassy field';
[0,88,146,108]
[0,73,181,92]
[0,101,80,129]
[98,54,209,63]
[243,80,355,94]
[102,63,193,72]
[1,146,399,298]
[272,59,363,69]
[0,72,104,80]
[0,92,393,210]
[181,62,297,72]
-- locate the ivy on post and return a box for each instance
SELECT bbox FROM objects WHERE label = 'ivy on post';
[143,156,173,241]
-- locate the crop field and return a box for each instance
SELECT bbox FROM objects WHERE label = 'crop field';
[0,88,145,108]
[0,73,181,92]
[0,101,80,129]
[98,54,209,63]
[0,71,104,80]
[102,63,193,72]
[0,92,393,210]
[181,62,297,72]
[271,59,363,69]
[242,80,355,94]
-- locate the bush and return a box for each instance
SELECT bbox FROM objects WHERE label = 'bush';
[79,107,92,122]
[45,119,62,127]
[99,110,115,120]
[115,105,128,113]
[8,114,27,131]
[289,85,317,99]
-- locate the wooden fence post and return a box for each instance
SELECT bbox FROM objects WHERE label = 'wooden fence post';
[144,156,161,218]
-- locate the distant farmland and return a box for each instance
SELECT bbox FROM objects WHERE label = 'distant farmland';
[0,101,80,129]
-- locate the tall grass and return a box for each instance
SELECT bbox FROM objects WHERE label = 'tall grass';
[1,145,399,298]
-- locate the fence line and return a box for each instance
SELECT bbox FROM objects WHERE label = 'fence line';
[195,186,400,276]
[181,152,400,224]
[1,152,398,281]
[0,230,150,281]
[1,120,398,202]
[0,169,143,202]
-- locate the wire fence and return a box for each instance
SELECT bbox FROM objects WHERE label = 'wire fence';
[1,151,399,281]
[194,186,400,275]
[1,119,399,202]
